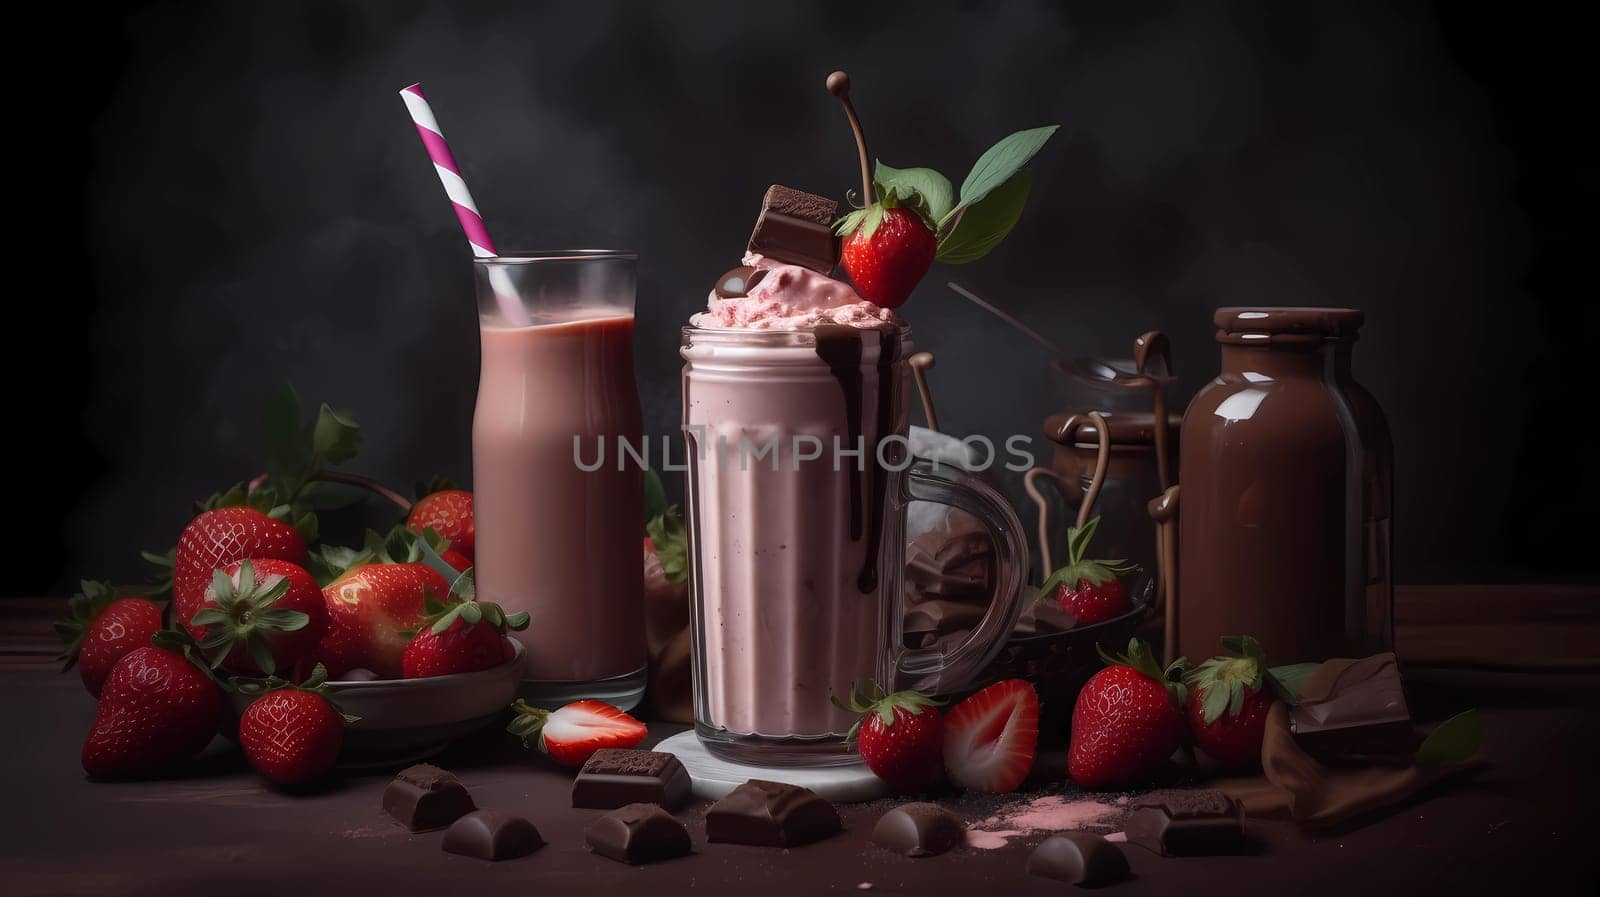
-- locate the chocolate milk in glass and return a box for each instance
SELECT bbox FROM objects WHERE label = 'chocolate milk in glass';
[471,252,646,709]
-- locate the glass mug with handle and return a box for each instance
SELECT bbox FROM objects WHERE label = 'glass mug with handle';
[680,323,1030,766]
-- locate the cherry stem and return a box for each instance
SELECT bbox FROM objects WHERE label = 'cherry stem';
[827,71,874,205]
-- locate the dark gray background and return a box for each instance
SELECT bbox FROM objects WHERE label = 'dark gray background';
[21,0,1596,595]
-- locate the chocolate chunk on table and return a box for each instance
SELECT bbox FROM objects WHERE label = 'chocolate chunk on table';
[1291,653,1417,762]
[586,803,693,865]
[870,802,966,857]
[705,779,841,847]
[382,764,476,832]
[1028,832,1130,886]
[1126,789,1246,856]
[572,748,692,811]
[746,185,840,274]
[441,810,544,861]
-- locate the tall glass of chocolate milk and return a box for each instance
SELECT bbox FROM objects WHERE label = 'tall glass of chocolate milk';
[472,252,646,709]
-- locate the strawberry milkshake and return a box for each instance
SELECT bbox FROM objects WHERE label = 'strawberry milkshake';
[682,71,1054,765]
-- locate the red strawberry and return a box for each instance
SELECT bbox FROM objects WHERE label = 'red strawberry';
[401,573,529,678]
[55,581,164,697]
[173,507,308,639]
[81,639,222,778]
[406,489,475,562]
[1067,638,1187,790]
[507,699,647,768]
[189,559,327,676]
[1184,635,1279,770]
[942,679,1039,793]
[1040,517,1138,626]
[318,561,448,678]
[834,681,944,793]
[440,548,472,573]
[238,665,348,786]
[839,204,936,308]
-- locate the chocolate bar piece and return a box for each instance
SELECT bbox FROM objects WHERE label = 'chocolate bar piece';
[705,779,841,847]
[382,764,476,832]
[586,803,693,865]
[1125,789,1245,856]
[746,185,840,274]
[870,802,966,857]
[572,749,692,811]
[1027,832,1130,886]
[442,810,544,861]
[1290,653,1415,761]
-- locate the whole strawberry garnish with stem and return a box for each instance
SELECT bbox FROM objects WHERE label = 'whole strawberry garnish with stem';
[832,680,945,793]
[173,506,310,641]
[1038,516,1139,626]
[55,581,164,697]
[825,71,1059,309]
[942,678,1040,794]
[190,558,327,677]
[237,663,356,786]
[401,569,528,679]
[506,699,647,768]
[1067,638,1188,790]
[1184,635,1291,771]
[81,632,223,778]
[406,481,475,563]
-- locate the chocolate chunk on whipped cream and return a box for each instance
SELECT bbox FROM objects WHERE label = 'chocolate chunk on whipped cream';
[747,184,840,274]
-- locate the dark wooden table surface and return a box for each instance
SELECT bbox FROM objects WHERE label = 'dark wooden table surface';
[2,589,1597,897]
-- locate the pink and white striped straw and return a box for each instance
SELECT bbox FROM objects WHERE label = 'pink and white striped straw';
[399,83,527,324]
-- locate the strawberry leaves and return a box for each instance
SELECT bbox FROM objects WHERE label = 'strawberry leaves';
[1099,637,1188,706]
[190,559,311,674]
[1037,516,1139,599]
[830,679,942,744]
[874,161,955,224]
[643,469,688,584]
[54,581,123,669]
[401,569,528,639]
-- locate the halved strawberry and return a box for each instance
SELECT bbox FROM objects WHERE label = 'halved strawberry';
[942,678,1039,793]
[506,699,647,768]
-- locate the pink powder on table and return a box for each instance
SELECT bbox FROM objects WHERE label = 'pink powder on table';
[964,795,1120,850]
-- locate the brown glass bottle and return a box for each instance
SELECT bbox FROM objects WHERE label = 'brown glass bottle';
[1175,308,1392,663]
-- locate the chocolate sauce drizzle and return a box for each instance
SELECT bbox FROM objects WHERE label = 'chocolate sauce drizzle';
[814,325,901,593]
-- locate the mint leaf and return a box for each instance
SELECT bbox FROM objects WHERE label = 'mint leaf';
[312,404,362,465]
[644,468,668,526]
[1415,709,1482,769]
[938,170,1032,264]
[943,125,1059,227]
[1266,662,1321,704]
[875,161,954,224]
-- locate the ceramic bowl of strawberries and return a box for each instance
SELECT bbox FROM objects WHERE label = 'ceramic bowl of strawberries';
[222,565,529,768]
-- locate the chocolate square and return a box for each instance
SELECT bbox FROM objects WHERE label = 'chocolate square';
[382,764,476,832]
[705,779,841,847]
[1125,789,1245,856]
[572,749,692,811]
[1290,653,1416,761]
[746,185,840,274]
[586,803,693,865]
[442,810,544,861]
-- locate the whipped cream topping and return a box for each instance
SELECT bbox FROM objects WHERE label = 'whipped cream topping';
[690,253,901,331]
